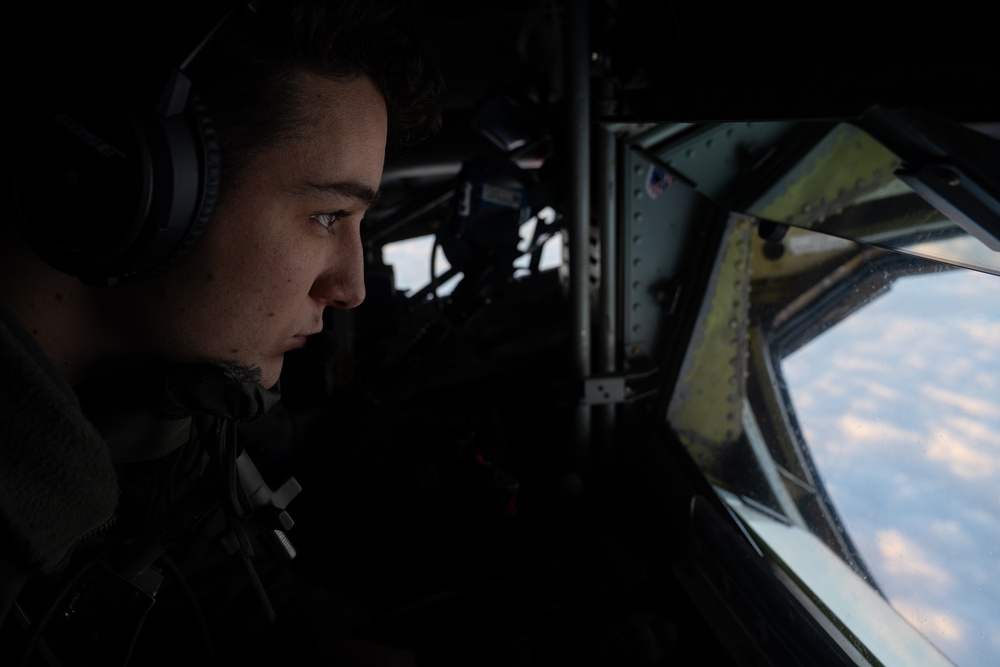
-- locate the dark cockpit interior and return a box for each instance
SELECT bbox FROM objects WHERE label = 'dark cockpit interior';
[6,3,999,666]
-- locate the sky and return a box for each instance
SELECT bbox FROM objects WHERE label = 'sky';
[783,266,1000,666]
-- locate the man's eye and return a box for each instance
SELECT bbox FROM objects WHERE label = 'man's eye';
[311,212,340,230]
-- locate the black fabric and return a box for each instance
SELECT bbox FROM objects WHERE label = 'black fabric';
[139,362,281,422]
[1,304,411,665]
[0,303,119,577]
[111,406,388,666]
[76,361,282,426]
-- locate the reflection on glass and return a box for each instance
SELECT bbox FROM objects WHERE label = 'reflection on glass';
[741,122,1000,277]
[666,216,1000,666]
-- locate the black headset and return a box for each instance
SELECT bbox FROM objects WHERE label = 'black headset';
[9,7,247,286]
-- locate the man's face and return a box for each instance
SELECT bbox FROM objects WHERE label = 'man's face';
[120,71,387,388]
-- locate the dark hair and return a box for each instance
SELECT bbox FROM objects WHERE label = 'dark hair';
[181,0,445,189]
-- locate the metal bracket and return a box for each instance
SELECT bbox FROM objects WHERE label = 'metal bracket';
[584,376,628,405]
[582,367,660,405]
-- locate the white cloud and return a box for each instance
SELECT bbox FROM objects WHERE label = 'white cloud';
[903,352,929,371]
[929,520,973,551]
[866,382,899,400]
[941,415,1000,449]
[959,321,1000,349]
[848,397,882,414]
[809,370,850,398]
[878,316,941,346]
[924,429,999,481]
[792,387,816,410]
[891,599,964,646]
[876,529,953,593]
[974,371,998,393]
[920,385,1000,420]
[832,355,891,374]
[837,415,922,446]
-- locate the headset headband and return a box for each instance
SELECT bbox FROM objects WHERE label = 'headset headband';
[8,5,252,285]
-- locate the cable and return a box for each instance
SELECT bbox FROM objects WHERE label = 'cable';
[240,555,277,628]
[140,425,197,528]
[155,554,217,667]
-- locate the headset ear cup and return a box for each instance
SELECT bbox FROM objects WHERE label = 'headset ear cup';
[11,70,221,285]
[146,95,222,278]
[105,79,224,283]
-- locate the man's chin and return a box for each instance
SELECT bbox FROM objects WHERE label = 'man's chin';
[257,363,282,389]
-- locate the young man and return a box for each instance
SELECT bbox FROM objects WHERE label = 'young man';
[1,1,443,663]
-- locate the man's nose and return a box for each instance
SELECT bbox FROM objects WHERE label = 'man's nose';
[310,231,366,309]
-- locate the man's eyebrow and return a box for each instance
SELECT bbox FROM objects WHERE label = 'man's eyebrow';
[298,180,382,208]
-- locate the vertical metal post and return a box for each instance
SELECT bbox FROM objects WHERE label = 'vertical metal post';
[595,135,617,376]
[568,0,591,480]
[594,124,618,484]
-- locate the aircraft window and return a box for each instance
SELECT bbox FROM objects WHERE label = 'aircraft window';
[381,208,564,297]
[666,215,1000,666]
[381,233,462,298]
[782,262,1000,666]
[513,206,564,278]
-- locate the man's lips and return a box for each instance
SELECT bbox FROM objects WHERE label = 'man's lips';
[286,330,338,365]
[287,328,324,350]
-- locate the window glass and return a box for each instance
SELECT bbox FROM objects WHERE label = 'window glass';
[381,234,459,297]
[782,266,1000,666]
[666,214,1000,666]
[382,208,563,295]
